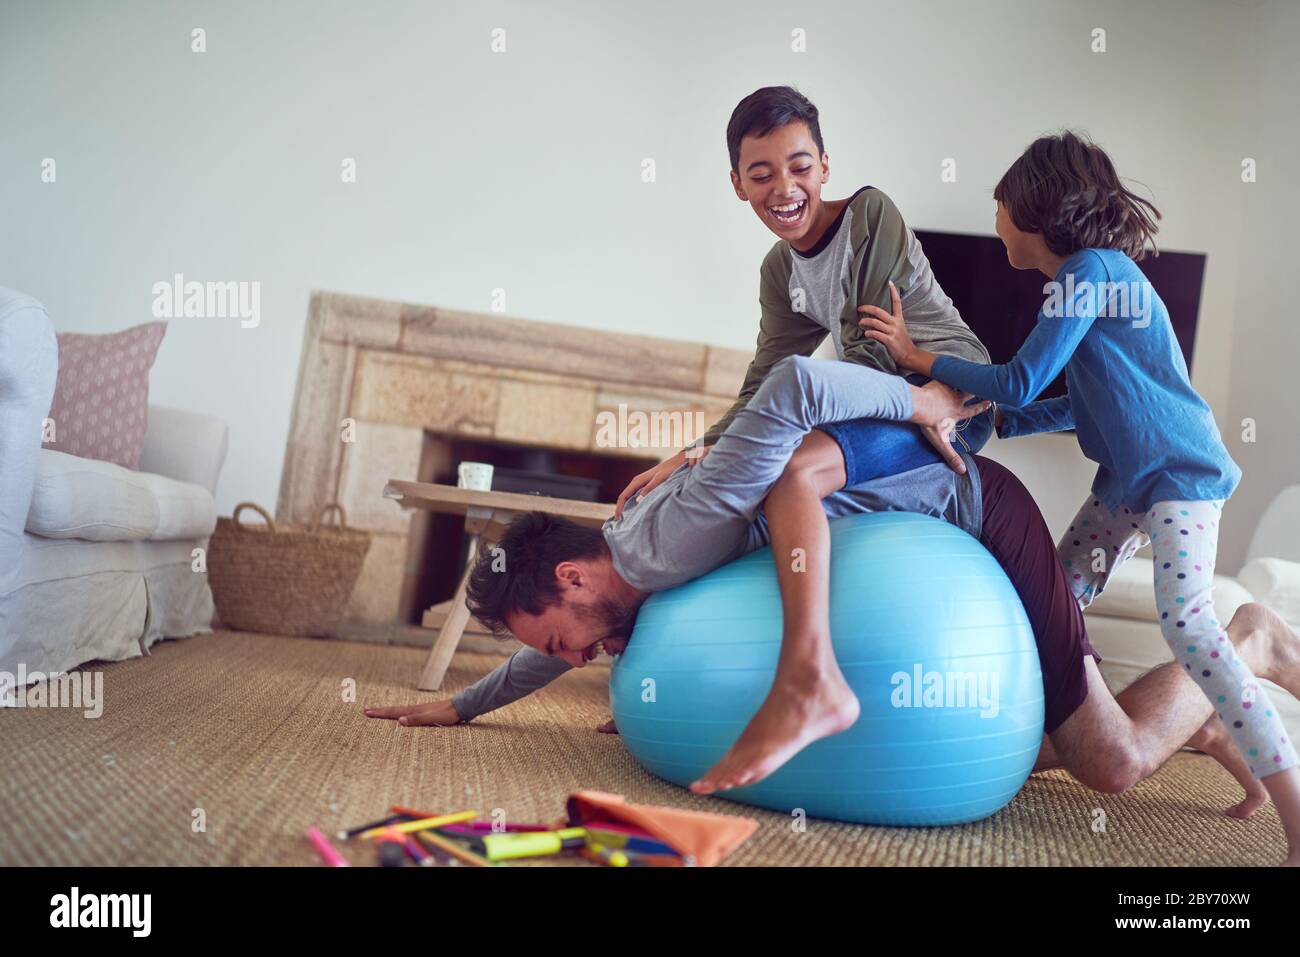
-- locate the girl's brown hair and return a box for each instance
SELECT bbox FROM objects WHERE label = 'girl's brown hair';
[993,131,1161,260]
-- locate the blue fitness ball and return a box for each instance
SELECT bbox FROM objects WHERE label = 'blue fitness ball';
[609,511,1044,826]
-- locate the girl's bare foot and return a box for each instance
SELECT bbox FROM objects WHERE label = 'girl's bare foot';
[690,662,860,795]
[1186,716,1270,818]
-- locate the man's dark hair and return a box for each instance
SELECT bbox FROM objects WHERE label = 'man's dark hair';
[993,130,1162,260]
[726,85,824,175]
[464,511,607,638]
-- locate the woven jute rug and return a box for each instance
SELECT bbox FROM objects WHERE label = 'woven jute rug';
[0,631,1285,866]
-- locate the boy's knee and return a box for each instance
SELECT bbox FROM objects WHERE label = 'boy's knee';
[770,432,845,500]
[768,464,820,504]
[773,354,812,374]
[744,355,818,425]
[764,354,814,395]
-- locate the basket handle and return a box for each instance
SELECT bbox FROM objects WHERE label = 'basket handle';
[313,502,349,530]
[232,502,276,532]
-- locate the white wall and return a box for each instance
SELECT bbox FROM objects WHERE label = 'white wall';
[1222,0,1300,569]
[0,0,1290,566]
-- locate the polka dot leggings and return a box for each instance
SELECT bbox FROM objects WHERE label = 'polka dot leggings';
[1058,496,1298,779]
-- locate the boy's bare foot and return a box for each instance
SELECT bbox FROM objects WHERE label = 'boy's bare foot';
[1186,716,1270,818]
[690,663,860,795]
[1232,603,1300,697]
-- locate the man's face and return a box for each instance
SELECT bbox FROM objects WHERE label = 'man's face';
[503,559,639,667]
[731,120,829,243]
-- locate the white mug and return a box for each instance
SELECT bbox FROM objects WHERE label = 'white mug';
[457,461,494,492]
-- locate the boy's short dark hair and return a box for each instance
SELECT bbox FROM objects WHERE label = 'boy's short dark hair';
[993,130,1161,260]
[464,512,607,638]
[727,86,824,175]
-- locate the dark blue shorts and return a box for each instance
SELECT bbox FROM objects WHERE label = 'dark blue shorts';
[817,374,995,488]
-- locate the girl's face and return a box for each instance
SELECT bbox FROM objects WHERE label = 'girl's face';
[995,201,1041,270]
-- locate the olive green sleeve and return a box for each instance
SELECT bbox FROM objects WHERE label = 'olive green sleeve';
[854,190,915,302]
[846,187,990,369]
[843,189,916,373]
[700,251,827,446]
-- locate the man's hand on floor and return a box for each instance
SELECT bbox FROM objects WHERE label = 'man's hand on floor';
[596,717,619,734]
[364,700,463,727]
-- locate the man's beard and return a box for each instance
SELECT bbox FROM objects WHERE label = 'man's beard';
[577,595,639,643]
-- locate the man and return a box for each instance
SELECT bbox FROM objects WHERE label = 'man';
[368,354,1300,826]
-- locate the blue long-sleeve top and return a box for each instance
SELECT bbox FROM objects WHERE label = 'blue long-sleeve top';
[930,248,1240,513]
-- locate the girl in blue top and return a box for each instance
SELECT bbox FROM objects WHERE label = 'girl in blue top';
[861,131,1300,864]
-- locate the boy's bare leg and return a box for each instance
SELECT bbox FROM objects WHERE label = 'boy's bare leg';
[690,430,860,794]
[1045,602,1300,820]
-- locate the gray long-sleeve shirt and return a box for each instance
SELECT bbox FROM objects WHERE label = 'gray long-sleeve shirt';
[452,355,981,722]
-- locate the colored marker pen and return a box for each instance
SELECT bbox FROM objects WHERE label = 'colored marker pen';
[307,827,350,867]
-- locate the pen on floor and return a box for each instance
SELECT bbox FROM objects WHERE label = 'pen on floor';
[336,814,408,840]
[403,835,435,866]
[391,807,550,832]
[357,810,477,839]
[418,829,493,867]
[414,832,460,866]
[306,827,350,867]
[439,820,554,835]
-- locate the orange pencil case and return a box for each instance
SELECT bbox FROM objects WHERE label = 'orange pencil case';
[564,790,758,867]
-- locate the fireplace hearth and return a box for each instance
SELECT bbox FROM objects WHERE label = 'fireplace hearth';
[276,291,750,645]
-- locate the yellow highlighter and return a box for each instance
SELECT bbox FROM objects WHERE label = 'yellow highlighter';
[357,810,477,840]
[476,827,588,862]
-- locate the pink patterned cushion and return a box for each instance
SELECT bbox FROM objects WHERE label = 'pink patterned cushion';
[43,322,167,470]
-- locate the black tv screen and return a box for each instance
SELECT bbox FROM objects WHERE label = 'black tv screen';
[913,230,1207,400]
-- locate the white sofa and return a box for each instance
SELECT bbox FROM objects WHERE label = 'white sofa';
[982,430,1300,740]
[0,287,229,693]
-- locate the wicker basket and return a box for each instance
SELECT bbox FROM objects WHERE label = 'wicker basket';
[208,502,372,637]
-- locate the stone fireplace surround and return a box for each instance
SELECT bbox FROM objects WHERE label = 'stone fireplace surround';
[275,291,751,646]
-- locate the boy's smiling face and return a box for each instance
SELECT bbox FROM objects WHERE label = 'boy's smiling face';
[731,120,831,248]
